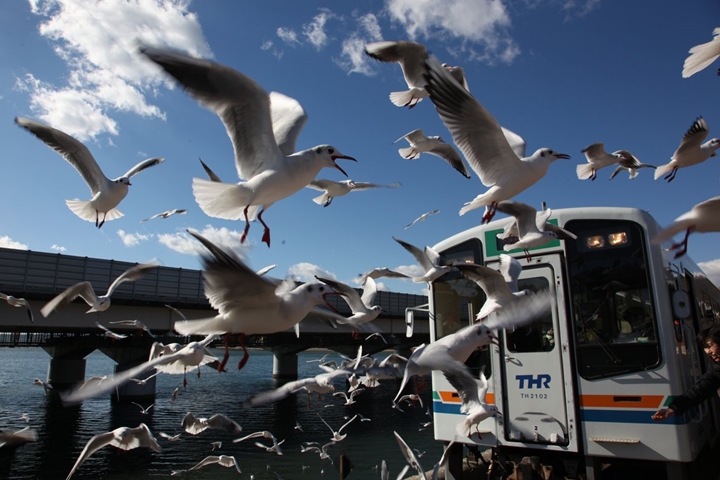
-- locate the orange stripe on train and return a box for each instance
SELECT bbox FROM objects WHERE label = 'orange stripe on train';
[437,391,495,405]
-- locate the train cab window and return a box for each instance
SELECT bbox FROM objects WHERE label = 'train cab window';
[435,239,489,378]
[565,220,660,380]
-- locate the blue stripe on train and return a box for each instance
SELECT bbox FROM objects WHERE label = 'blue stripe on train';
[433,400,463,415]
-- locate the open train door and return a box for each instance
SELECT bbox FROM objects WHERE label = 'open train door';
[490,254,578,452]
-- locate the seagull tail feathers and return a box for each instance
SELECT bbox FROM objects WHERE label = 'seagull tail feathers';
[459,191,493,216]
[312,192,330,205]
[455,420,471,438]
[66,200,123,223]
[389,89,426,108]
[173,315,227,336]
[398,146,419,160]
[682,38,720,78]
[653,163,674,180]
[575,163,595,180]
[652,218,694,245]
[191,178,257,220]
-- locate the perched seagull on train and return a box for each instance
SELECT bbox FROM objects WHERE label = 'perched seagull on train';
[65,423,161,480]
[0,293,33,323]
[682,27,720,78]
[306,179,401,207]
[109,319,156,338]
[655,117,720,182]
[41,260,160,317]
[60,334,217,404]
[394,129,471,179]
[652,196,720,258]
[95,321,128,340]
[404,209,440,230]
[393,288,554,404]
[199,157,223,182]
[242,369,350,408]
[608,150,656,180]
[15,117,163,228]
[139,208,187,223]
[494,200,576,261]
[445,368,499,438]
[357,267,409,285]
[422,56,569,223]
[318,413,357,442]
[393,431,427,480]
[33,378,53,396]
[171,455,242,475]
[0,427,37,450]
[140,46,356,247]
[182,412,242,435]
[577,143,653,181]
[393,237,456,284]
[315,276,383,334]
[233,431,283,455]
[364,40,468,108]
[175,229,344,373]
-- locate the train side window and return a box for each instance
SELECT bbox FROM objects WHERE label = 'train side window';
[565,220,660,380]
[507,276,554,353]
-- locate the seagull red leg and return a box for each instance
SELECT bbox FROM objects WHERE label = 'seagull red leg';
[217,333,231,372]
[240,206,251,243]
[257,209,271,247]
[237,333,250,370]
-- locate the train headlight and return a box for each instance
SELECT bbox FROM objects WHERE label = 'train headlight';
[586,235,605,249]
[608,232,628,246]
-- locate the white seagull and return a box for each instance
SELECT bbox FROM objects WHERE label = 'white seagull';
[242,369,350,408]
[65,423,161,480]
[393,237,455,284]
[174,229,344,372]
[654,117,720,182]
[364,40,468,108]
[172,455,242,475]
[404,209,440,230]
[95,321,128,340]
[682,27,720,78]
[158,432,182,442]
[15,117,164,228]
[41,260,160,317]
[139,208,187,222]
[333,388,365,405]
[108,319,156,338]
[393,431,427,480]
[32,378,53,396]
[149,339,218,387]
[0,292,33,323]
[233,431,283,455]
[444,369,499,438]
[357,267,409,285]
[315,276,384,332]
[60,334,217,404]
[608,150,656,180]
[577,143,654,181]
[305,179,401,207]
[317,413,357,442]
[131,402,155,415]
[0,427,37,450]
[140,47,356,247]
[652,196,720,259]
[182,412,242,435]
[422,56,569,223]
[394,129,470,178]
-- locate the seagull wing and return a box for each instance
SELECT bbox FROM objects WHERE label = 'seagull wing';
[360,277,378,308]
[15,117,108,195]
[498,254,522,293]
[41,282,98,317]
[65,430,116,480]
[199,158,223,182]
[270,91,308,156]
[501,127,527,159]
[364,41,428,89]
[674,117,710,158]
[423,56,522,187]
[140,46,283,180]
[482,287,555,331]
[349,181,402,191]
[455,264,516,302]
[393,431,427,480]
[393,237,433,272]
[186,455,222,472]
[106,260,161,297]
[495,201,541,238]
[207,414,242,433]
[315,276,365,313]
[338,415,358,434]
[427,142,471,178]
[121,157,164,179]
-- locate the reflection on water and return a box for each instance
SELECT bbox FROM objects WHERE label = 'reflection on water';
[0,347,439,479]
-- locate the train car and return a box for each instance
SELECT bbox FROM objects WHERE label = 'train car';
[424,206,720,479]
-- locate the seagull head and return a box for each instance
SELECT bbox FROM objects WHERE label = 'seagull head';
[313,145,356,177]
[536,148,570,161]
[117,177,132,186]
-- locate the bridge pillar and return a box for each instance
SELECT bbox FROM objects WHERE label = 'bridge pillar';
[270,347,303,379]
[100,344,156,403]
[42,344,95,391]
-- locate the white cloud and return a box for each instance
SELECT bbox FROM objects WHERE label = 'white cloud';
[276,27,300,45]
[359,13,382,41]
[287,262,336,283]
[393,264,425,279]
[158,225,251,257]
[562,0,601,19]
[302,9,332,50]
[385,0,519,64]
[50,244,67,252]
[117,229,151,247]
[0,236,29,250]
[261,39,274,50]
[337,33,376,75]
[22,0,212,141]
[699,259,720,289]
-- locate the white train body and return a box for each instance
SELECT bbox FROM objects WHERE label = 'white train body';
[427,207,720,477]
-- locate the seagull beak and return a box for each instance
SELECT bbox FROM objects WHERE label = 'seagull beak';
[554,153,571,160]
[331,155,357,177]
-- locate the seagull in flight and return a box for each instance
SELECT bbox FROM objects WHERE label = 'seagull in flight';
[0,292,33,323]
[652,195,720,258]
[445,368,499,438]
[404,209,440,230]
[140,46,356,247]
[654,116,720,182]
[394,129,470,178]
[306,179,401,207]
[608,150,656,180]
[317,413,358,442]
[65,423,161,480]
[357,267,409,285]
[422,56,569,223]
[41,260,160,317]
[15,117,164,228]
[171,455,242,475]
[233,431,283,455]
[577,143,653,181]
[682,27,720,78]
[139,208,187,222]
[95,321,128,340]
[315,276,384,333]
[108,319,156,338]
[174,229,344,373]
[393,237,455,284]
[182,412,242,435]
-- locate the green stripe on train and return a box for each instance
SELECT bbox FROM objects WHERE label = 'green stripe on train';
[484,218,562,257]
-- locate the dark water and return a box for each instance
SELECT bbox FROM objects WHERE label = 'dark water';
[0,347,439,479]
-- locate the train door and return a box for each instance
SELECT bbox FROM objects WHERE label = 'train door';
[492,254,578,451]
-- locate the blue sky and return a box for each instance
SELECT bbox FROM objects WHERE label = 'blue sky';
[1,0,719,295]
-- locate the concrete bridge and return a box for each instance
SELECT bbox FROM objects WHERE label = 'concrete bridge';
[0,247,429,401]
